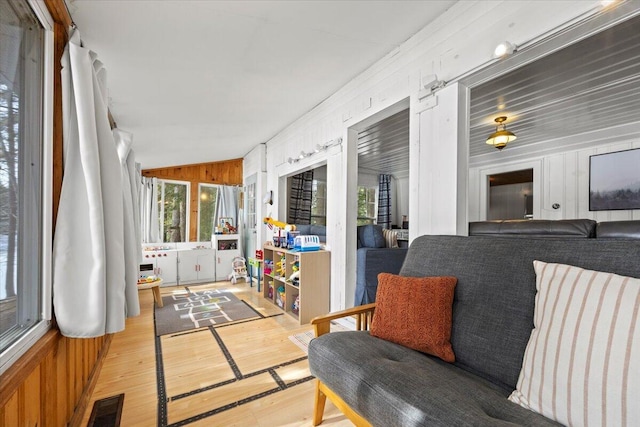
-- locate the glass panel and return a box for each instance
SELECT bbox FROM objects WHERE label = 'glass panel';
[157,181,189,242]
[0,0,44,352]
[311,180,326,225]
[357,186,377,225]
[246,181,256,229]
[198,184,218,241]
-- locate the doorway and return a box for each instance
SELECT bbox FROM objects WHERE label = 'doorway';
[487,169,533,220]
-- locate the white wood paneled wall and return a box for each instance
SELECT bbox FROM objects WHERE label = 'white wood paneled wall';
[242,1,605,311]
[469,138,640,222]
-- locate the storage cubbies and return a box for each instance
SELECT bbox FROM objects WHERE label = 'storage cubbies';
[262,245,330,324]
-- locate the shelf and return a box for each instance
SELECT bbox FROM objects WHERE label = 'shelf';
[261,245,330,324]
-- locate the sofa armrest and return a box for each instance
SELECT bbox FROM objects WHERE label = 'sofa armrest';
[310,303,376,337]
[355,248,408,305]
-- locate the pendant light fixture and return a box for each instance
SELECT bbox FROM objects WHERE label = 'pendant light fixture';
[486,116,517,150]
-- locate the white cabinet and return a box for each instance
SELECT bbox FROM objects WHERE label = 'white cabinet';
[141,249,178,285]
[178,249,215,284]
[212,234,241,281]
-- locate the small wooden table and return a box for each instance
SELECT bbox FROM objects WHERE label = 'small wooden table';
[137,278,164,307]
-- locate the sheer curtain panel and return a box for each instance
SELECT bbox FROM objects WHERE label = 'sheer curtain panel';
[139,174,160,243]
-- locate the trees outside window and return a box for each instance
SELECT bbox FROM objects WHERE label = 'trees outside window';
[357,186,377,225]
[198,184,218,241]
[157,180,190,242]
[311,179,326,225]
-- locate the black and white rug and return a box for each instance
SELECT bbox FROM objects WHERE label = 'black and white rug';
[154,289,260,336]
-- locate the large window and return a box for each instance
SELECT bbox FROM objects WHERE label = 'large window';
[198,184,218,241]
[311,179,326,225]
[357,186,377,225]
[157,179,190,242]
[0,0,52,375]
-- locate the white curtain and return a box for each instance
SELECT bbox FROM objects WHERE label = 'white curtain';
[114,129,141,319]
[53,29,138,338]
[215,185,238,229]
[139,173,159,243]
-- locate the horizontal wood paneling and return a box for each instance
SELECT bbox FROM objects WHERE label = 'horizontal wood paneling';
[142,159,243,241]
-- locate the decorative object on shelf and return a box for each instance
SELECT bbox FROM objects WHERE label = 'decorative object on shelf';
[293,235,321,251]
[402,215,409,230]
[589,148,640,211]
[263,217,296,232]
[292,295,300,315]
[276,286,286,308]
[215,217,237,234]
[263,259,273,275]
[486,116,517,150]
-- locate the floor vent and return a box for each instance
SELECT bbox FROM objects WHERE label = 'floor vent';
[87,393,124,427]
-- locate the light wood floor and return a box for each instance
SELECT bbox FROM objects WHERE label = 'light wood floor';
[79,280,353,427]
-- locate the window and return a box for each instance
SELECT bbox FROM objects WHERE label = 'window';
[157,179,190,242]
[357,186,377,225]
[198,184,218,241]
[0,0,52,375]
[311,179,326,225]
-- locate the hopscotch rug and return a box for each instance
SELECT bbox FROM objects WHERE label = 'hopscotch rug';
[154,289,259,336]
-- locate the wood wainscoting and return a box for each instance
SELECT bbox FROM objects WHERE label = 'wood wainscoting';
[0,330,112,426]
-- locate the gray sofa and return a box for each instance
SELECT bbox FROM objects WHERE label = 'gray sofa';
[308,220,640,426]
[293,224,327,242]
[355,224,408,305]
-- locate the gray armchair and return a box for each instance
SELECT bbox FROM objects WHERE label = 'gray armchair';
[354,225,408,305]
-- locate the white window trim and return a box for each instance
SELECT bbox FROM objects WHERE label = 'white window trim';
[0,0,54,378]
[197,183,219,242]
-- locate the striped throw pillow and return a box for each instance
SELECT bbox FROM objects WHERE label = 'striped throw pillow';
[382,229,399,248]
[508,261,640,427]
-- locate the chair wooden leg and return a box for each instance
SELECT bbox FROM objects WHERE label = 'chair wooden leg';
[313,380,327,426]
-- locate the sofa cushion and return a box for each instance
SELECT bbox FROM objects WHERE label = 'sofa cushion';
[469,219,597,238]
[310,224,327,238]
[509,261,640,426]
[400,236,640,393]
[358,224,386,248]
[309,331,562,427]
[294,224,311,235]
[370,273,456,362]
[596,220,640,239]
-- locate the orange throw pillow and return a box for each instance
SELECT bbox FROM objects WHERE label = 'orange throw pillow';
[370,273,457,363]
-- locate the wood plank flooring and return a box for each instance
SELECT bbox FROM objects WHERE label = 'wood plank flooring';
[79,281,353,426]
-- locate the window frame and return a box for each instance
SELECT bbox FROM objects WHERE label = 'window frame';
[157,178,191,243]
[310,178,327,225]
[197,183,219,242]
[0,0,54,377]
[357,185,377,225]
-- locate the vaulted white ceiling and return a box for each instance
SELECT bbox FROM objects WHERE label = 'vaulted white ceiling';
[69,0,456,169]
